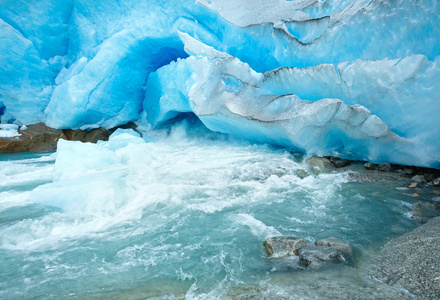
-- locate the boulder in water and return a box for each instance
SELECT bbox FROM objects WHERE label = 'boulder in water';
[306,156,334,173]
[263,236,307,257]
[412,202,440,223]
[298,246,341,268]
[364,162,376,170]
[314,237,352,257]
[378,163,393,172]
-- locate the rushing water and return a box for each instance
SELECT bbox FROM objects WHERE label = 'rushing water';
[0,121,419,299]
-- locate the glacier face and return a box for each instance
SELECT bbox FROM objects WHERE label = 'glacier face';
[0,0,439,167]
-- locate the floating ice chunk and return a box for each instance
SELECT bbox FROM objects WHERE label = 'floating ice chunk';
[52,139,119,182]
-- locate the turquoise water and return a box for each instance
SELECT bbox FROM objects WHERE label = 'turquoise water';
[0,124,418,299]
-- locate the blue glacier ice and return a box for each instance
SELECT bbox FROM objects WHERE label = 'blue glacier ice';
[0,0,439,167]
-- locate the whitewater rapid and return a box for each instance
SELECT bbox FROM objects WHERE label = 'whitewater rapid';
[0,121,417,299]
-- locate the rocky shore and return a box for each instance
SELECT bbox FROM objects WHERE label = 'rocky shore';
[0,123,138,153]
[263,155,440,299]
[365,216,440,299]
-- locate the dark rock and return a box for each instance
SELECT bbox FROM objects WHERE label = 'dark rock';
[378,163,393,172]
[0,123,66,153]
[298,246,340,267]
[363,162,376,170]
[412,202,440,223]
[263,236,307,257]
[0,123,114,154]
[411,175,427,184]
[329,156,340,163]
[314,237,352,257]
[433,178,440,186]
[403,168,414,175]
[333,159,351,168]
[366,217,440,299]
[424,173,435,182]
[62,127,110,143]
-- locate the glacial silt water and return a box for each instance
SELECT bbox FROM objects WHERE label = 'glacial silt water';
[0,123,419,299]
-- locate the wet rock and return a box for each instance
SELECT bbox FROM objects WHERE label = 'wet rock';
[432,197,440,203]
[364,162,376,170]
[62,128,110,143]
[394,169,406,176]
[366,217,440,299]
[403,168,414,175]
[433,178,440,186]
[306,156,334,172]
[314,237,352,257]
[263,236,307,257]
[328,156,340,163]
[0,123,116,154]
[295,169,309,179]
[333,159,350,168]
[411,175,427,184]
[0,123,66,153]
[408,182,419,188]
[378,163,393,172]
[424,173,435,182]
[298,246,340,267]
[412,202,440,223]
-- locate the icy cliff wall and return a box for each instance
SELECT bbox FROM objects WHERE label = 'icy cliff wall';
[0,0,439,167]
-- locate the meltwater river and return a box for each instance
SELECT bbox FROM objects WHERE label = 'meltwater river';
[0,121,418,299]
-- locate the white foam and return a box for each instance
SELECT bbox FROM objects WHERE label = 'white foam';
[234,213,281,238]
[0,125,348,252]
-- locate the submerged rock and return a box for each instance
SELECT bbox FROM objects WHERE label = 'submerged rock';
[412,202,440,223]
[366,217,440,299]
[298,246,340,268]
[314,237,352,257]
[263,236,307,257]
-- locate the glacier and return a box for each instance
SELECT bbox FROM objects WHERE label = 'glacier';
[0,0,439,167]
